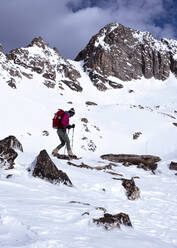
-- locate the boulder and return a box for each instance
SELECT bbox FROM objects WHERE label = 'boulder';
[0,145,17,169]
[169,161,177,171]
[81,118,88,123]
[93,212,132,230]
[0,135,23,152]
[32,150,72,186]
[7,78,16,89]
[42,130,49,136]
[85,101,97,106]
[101,154,161,172]
[120,178,140,200]
[0,136,22,169]
[133,132,142,140]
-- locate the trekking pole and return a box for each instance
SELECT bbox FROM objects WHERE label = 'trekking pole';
[71,127,74,149]
[64,129,70,155]
[64,143,66,155]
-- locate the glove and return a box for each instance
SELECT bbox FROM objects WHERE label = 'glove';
[67,125,72,129]
[67,124,75,129]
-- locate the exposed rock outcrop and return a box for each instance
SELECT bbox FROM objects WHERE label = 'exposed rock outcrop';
[0,50,22,88]
[75,23,177,90]
[101,154,161,172]
[42,130,49,136]
[0,146,17,169]
[32,150,72,186]
[6,37,82,92]
[61,80,82,92]
[88,71,123,91]
[169,161,177,171]
[1,23,177,92]
[0,136,22,169]
[115,177,140,200]
[81,118,89,123]
[0,135,23,152]
[85,101,97,106]
[93,212,132,230]
[52,153,78,160]
[133,132,142,140]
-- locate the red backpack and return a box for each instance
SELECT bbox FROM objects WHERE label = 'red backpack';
[52,109,65,129]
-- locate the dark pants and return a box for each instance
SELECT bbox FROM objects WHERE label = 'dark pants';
[56,128,71,152]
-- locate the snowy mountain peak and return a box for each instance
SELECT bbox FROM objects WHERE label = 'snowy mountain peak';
[27,36,51,50]
[27,36,61,59]
[1,23,177,93]
[75,23,177,90]
[2,37,82,91]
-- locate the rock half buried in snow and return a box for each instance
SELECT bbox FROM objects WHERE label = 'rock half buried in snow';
[101,154,161,171]
[93,212,132,230]
[0,145,18,169]
[169,161,177,171]
[0,135,23,152]
[85,101,97,106]
[117,178,140,200]
[32,150,72,186]
[53,153,79,160]
[0,136,22,169]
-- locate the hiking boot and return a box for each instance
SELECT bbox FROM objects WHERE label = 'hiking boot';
[68,150,77,159]
[52,148,59,156]
[68,149,74,156]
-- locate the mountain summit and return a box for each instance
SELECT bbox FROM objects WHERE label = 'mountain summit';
[5,37,82,91]
[76,23,177,90]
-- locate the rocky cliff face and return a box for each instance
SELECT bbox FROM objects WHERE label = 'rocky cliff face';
[75,23,177,90]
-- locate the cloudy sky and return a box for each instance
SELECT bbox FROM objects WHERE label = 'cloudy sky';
[0,0,176,59]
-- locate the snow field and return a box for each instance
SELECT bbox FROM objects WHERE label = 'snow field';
[1,154,177,247]
[0,62,177,247]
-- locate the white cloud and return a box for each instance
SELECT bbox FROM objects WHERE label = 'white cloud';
[0,0,176,58]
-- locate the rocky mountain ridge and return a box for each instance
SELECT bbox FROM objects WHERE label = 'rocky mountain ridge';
[1,37,82,91]
[0,23,177,92]
[76,23,177,90]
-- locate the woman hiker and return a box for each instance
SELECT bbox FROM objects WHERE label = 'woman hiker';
[52,108,75,157]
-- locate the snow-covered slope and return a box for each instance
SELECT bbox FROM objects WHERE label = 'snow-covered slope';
[0,25,177,248]
[1,61,177,158]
